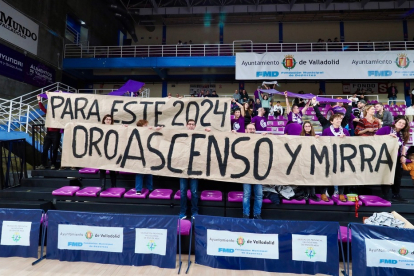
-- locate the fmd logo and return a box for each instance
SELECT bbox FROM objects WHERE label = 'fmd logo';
[256,71,279,77]
[68,242,83,246]
[218,248,234,253]
[379,259,397,264]
[368,70,392,77]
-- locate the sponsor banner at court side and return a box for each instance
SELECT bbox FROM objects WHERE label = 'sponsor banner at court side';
[236,51,414,80]
[0,0,39,55]
[135,228,167,256]
[61,122,398,185]
[0,221,31,246]
[292,234,327,262]
[207,229,279,259]
[57,224,123,253]
[365,239,414,270]
[46,92,230,132]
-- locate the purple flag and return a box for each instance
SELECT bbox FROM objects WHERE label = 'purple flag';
[108,80,145,96]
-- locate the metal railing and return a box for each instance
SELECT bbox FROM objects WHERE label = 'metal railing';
[78,88,151,97]
[0,83,77,134]
[0,139,27,190]
[65,41,414,58]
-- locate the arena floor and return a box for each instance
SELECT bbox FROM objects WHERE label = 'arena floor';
[0,252,350,276]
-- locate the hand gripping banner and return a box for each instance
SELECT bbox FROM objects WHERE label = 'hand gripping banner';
[0,208,43,258]
[46,210,177,268]
[194,215,340,275]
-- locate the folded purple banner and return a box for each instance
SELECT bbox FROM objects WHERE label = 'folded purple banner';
[108,80,145,96]
[260,89,351,103]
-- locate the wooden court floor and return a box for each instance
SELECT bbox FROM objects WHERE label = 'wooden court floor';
[0,254,351,276]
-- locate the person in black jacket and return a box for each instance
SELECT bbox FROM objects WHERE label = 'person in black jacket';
[387,83,398,105]
[311,97,352,131]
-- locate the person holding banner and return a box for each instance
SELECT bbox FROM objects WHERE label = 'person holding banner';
[284,91,310,124]
[251,107,268,132]
[258,92,272,117]
[321,114,350,202]
[231,100,245,133]
[36,95,61,170]
[243,123,264,219]
[376,117,410,202]
[134,120,155,194]
[99,114,117,190]
[299,122,321,202]
[179,119,211,219]
[355,105,380,136]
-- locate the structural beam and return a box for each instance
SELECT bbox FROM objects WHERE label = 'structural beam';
[290,0,297,10]
[325,0,334,9]
[397,0,407,7]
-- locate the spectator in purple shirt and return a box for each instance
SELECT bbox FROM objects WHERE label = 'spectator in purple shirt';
[320,114,350,202]
[375,117,410,202]
[231,99,245,133]
[284,121,303,135]
[300,121,320,202]
[251,108,268,132]
[284,91,310,125]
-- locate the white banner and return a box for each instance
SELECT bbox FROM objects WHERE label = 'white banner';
[134,228,167,256]
[0,221,31,246]
[0,0,39,55]
[57,224,123,253]
[236,51,414,80]
[365,239,414,270]
[342,82,388,94]
[207,229,279,259]
[291,234,327,262]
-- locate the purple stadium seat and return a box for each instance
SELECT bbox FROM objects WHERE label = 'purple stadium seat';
[359,195,391,207]
[100,188,126,198]
[276,121,287,126]
[52,186,80,196]
[267,121,277,127]
[268,115,276,121]
[76,187,102,197]
[331,194,362,206]
[309,194,334,205]
[79,168,99,174]
[263,198,272,204]
[124,188,150,199]
[177,219,192,235]
[282,198,306,205]
[276,116,286,121]
[338,226,352,242]
[228,191,243,202]
[201,190,222,201]
[174,190,192,200]
[149,189,173,199]
[311,116,318,121]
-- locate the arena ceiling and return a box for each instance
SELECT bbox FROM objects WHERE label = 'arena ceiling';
[114,0,414,25]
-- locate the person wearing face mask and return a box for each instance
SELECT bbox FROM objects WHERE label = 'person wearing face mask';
[99,114,117,190]
[320,114,350,202]
[284,91,310,125]
[355,105,380,136]
[376,117,410,202]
